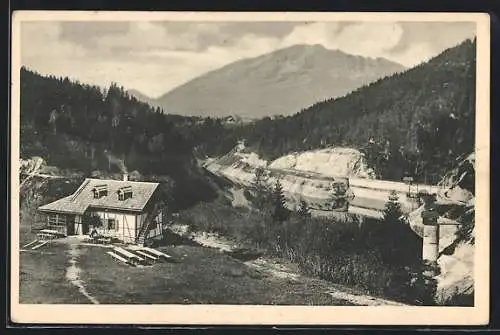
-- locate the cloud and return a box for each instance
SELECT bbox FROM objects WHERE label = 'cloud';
[277,21,474,67]
[388,42,436,68]
[333,22,404,56]
[95,21,258,56]
[279,22,406,62]
[19,20,476,97]
[94,22,200,53]
[21,22,87,62]
[386,21,476,66]
[278,22,403,55]
[280,22,341,48]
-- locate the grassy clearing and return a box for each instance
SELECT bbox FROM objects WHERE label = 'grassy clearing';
[20,240,354,305]
[19,243,90,304]
[77,244,352,305]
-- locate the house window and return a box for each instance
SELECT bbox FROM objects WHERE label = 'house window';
[92,185,108,198]
[48,214,66,226]
[118,186,133,201]
[108,218,117,231]
[118,192,132,201]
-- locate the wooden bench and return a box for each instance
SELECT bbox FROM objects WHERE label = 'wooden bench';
[106,251,136,266]
[39,229,64,235]
[86,235,112,245]
[113,247,145,265]
[23,240,39,249]
[96,237,112,244]
[135,250,158,262]
[142,247,173,260]
[37,233,57,240]
[31,240,48,250]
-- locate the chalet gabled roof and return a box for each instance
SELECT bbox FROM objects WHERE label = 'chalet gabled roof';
[38,178,160,215]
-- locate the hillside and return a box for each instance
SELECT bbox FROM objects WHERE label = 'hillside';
[152,44,405,118]
[19,68,217,210]
[127,89,158,108]
[208,38,476,184]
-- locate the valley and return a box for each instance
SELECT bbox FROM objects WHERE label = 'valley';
[16,36,477,307]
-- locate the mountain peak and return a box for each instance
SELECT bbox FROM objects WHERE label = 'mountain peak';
[282,43,327,51]
[146,46,406,118]
[271,44,344,58]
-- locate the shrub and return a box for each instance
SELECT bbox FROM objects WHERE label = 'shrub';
[297,199,311,217]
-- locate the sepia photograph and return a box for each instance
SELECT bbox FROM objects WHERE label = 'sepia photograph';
[10,11,490,325]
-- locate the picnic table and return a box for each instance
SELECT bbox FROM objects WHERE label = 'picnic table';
[85,235,112,245]
[36,232,57,240]
[96,236,112,244]
[113,247,146,265]
[36,229,66,240]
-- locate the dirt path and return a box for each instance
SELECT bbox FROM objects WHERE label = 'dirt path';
[66,243,99,304]
[168,224,408,306]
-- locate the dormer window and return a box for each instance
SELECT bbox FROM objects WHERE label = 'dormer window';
[118,186,133,201]
[92,185,108,199]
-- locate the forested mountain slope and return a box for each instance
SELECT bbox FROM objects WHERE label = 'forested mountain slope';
[19,68,216,209]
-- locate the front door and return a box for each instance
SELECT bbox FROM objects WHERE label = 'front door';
[66,215,75,235]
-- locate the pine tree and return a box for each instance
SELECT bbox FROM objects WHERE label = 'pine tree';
[251,167,269,209]
[297,199,311,217]
[272,179,289,222]
[378,190,422,268]
[383,190,403,223]
[329,181,348,211]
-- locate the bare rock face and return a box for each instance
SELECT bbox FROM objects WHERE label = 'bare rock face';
[435,241,474,305]
[205,143,372,210]
[268,147,376,179]
[438,153,475,204]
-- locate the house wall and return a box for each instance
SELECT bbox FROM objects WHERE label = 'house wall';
[147,210,163,239]
[74,215,83,235]
[45,213,68,235]
[91,210,137,244]
[136,210,163,239]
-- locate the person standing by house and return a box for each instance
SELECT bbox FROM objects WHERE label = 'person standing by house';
[90,227,98,239]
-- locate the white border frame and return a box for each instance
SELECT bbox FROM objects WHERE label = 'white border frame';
[10,11,491,325]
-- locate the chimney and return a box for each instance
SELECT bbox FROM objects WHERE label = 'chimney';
[123,173,128,181]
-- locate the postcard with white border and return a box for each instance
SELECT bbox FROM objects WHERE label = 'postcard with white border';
[10,11,490,325]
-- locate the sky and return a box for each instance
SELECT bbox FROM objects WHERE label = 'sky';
[20,20,476,98]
